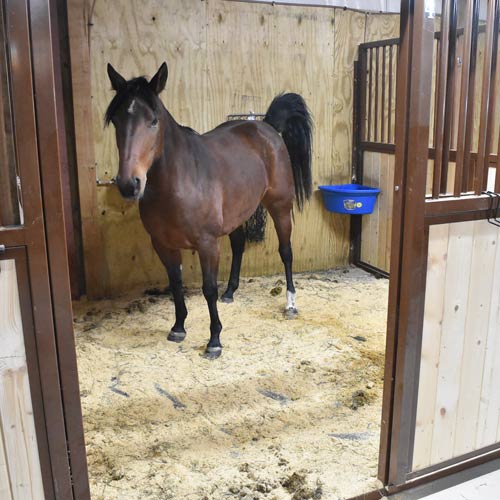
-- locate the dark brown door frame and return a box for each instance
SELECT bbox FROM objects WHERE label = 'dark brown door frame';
[1,0,90,497]
[379,0,435,488]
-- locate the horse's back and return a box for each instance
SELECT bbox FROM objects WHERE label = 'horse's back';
[198,119,291,233]
[202,119,279,144]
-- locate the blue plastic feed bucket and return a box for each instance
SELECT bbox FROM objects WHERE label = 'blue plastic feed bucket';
[319,184,381,215]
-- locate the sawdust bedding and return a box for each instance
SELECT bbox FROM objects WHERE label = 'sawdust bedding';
[74,267,388,500]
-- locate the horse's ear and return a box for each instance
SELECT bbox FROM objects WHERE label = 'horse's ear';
[107,63,126,91]
[149,62,168,94]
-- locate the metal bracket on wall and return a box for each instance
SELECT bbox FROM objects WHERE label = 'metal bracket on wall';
[482,191,500,227]
[227,112,265,121]
[96,177,116,187]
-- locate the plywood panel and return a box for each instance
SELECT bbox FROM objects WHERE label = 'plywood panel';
[360,152,375,265]
[430,221,474,465]
[454,220,497,456]
[377,153,389,269]
[0,260,44,500]
[359,151,395,272]
[0,427,13,500]
[476,222,500,448]
[413,223,449,470]
[413,220,500,471]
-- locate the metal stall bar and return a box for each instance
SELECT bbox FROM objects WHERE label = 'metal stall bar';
[368,48,373,142]
[388,44,393,144]
[439,0,458,194]
[375,46,380,142]
[455,0,480,195]
[382,45,387,144]
[432,0,452,198]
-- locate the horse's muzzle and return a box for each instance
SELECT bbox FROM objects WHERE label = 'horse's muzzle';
[116,175,142,200]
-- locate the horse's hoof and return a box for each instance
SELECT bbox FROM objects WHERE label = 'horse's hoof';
[167,330,186,343]
[220,295,234,304]
[203,346,222,360]
[284,307,298,320]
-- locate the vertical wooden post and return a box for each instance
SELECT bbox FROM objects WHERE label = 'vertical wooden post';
[67,0,106,298]
[0,2,19,227]
[380,0,435,486]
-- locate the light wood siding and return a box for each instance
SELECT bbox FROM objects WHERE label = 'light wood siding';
[0,260,44,500]
[76,0,399,296]
[413,220,500,471]
[360,151,394,273]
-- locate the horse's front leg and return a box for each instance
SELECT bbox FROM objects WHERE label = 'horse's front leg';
[152,240,188,342]
[198,240,223,359]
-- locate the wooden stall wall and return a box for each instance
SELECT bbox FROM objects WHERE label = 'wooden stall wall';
[0,260,44,500]
[360,152,395,273]
[413,220,500,471]
[71,0,399,296]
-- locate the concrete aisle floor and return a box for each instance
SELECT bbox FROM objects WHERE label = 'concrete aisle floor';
[419,469,500,500]
[390,460,500,500]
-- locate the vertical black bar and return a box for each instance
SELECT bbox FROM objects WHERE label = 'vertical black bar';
[375,46,380,142]
[463,0,480,192]
[368,48,373,142]
[388,44,394,143]
[440,0,458,193]
[382,45,387,144]
[455,0,479,195]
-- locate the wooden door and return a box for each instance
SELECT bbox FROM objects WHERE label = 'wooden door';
[0,0,89,498]
[380,0,500,491]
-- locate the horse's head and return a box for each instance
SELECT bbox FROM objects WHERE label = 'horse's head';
[105,62,169,200]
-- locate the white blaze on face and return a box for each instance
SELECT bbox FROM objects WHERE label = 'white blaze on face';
[127,99,136,114]
[286,290,296,310]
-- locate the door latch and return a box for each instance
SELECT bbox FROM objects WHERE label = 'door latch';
[0,245,5,254]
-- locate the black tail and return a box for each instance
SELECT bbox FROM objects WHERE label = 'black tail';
[244,204,267,243]
[264,93,313,211]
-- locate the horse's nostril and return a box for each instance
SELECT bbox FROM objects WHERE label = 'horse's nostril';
[133,176,141,188]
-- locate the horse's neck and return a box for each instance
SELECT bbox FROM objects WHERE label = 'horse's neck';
[155,111,200,183]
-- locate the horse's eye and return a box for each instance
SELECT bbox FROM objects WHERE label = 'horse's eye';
[150,117,159,128]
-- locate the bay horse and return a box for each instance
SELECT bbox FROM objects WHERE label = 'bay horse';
[105,62,312,359]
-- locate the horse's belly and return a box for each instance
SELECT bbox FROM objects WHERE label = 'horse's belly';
[140,205,197,250]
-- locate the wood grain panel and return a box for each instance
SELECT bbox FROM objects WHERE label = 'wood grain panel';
[454,220,497,456]
[359,151,395,273]
[360,151,375,265]
[413,219,500,471]
[413,223,449,471]
[0,417,13,500]
[0,260,44,500]
[430,221,474,466]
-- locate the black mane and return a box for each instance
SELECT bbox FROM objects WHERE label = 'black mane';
[104,77,159,126]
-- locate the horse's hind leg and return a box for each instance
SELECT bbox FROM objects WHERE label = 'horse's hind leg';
[152,240,188,342]
[268,206,298,318]
[221,226,245,303]
[199,240,223,359]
